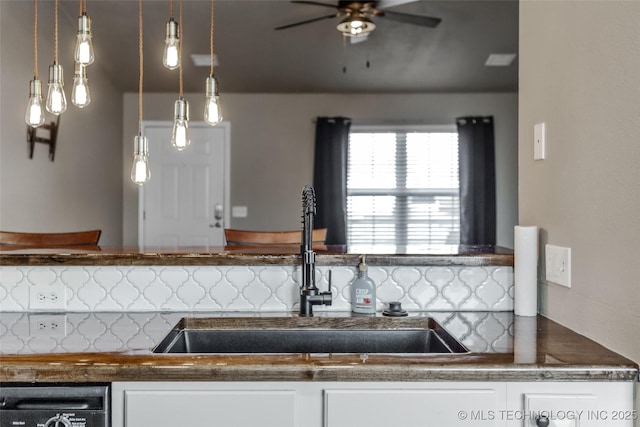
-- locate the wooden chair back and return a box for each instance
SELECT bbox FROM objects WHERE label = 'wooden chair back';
[224,228,327,246]
[0,230,102,247]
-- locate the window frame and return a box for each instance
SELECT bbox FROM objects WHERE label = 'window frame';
[346,124,460,252]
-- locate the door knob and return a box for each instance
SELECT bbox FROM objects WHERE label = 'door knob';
[536,415,550,427]
[214,204,223,220]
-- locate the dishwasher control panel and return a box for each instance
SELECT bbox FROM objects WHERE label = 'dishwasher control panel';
[0,385,109,427]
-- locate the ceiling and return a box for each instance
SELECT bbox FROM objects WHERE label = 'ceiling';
[49,0,519,93]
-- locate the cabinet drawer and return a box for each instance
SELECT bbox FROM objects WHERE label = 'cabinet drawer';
[124,389,296,427]
[324,388,500,427]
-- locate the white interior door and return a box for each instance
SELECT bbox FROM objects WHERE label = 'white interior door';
[139,121,230,248]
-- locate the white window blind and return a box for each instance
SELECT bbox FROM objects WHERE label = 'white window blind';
[347,129,460,252]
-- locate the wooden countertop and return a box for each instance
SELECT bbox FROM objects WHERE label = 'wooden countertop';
[0,245,514,266]
[0,313,636,383]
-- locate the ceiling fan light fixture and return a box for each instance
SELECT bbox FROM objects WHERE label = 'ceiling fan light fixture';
[337,14,375,37]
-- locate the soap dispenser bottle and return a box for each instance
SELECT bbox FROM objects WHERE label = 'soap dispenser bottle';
[350,256,377,314]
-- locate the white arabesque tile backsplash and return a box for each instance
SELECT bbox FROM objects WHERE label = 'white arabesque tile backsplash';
[0,311,514,355]
[0,265,513,312]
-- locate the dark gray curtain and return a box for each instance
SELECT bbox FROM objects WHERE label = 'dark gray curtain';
[456,116,496,245]
[313,117,351,245]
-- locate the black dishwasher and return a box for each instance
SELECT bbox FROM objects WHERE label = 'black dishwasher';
[0,384,109,427]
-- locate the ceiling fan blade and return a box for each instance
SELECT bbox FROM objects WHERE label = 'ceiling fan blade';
[377,10,442,28]
[291,1,340,9]
[275,13,341,30]
[376,0,417,9]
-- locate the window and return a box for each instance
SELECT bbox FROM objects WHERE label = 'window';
[347,126,460,252]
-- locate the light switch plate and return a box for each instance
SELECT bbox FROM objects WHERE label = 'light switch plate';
[534,122,546,160]
[545,244,571,288]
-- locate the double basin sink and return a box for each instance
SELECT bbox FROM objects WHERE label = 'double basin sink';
[153,316,468,355]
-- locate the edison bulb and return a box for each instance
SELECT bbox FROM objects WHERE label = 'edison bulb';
[71,64,91,108]
[131,153,150,185]
[74,14,94,65]
[131,135,150,185]
[46,64,67,115]
[171,99,190,150]
[204,96,222,125]
[25,79,45,127]
[163,19,180,70]
[204,75,222,125]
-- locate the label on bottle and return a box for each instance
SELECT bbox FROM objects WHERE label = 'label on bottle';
[354,287,372,308]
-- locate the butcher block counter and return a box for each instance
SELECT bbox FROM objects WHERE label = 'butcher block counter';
[0,244,514,266]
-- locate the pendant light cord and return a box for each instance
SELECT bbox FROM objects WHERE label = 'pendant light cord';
[138,0,143,133]
[169,0,174,19]
[178,0,183,97]
[33,0,38,78]
[54,0,58,63]
[210,0,214,75]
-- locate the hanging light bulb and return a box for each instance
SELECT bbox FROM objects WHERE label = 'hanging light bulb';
[71,63,91,108]
[131,134,150,185]
[74,12,94,65]
[204,0,222,126]
[204,75,222,125]
[47,0,66,115]
[46,63,67,115]
[163,18,179,70]
[26,0,44,127]
[25,78,45,127]
[131,0,150,185]
[171,98,190,150]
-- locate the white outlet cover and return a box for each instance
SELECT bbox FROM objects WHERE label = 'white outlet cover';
[534,122,546,160]
[545,244,571,288]
[29,314,67,337]
[29,284,67,311]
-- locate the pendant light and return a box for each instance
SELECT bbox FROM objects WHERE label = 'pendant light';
[74,0,94,65]
[71,62,91,108]
[171,0,190,151]
[163,0,180,70]
[204,0,222,126]
[46,0,67,115]
[131,0,150,185]
[25,0,45,128]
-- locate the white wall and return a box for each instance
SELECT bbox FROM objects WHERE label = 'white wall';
[519,0,640,369]
[123,92,518,247]
[0,2,123,245]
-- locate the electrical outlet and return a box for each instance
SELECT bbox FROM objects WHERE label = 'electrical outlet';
[545,244,571,288]
[29,314,67,337]
[29,284,66,311]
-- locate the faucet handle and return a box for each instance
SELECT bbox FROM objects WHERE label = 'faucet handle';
[327,270,332,294]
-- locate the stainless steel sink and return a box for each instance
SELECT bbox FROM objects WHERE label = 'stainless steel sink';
[153,317,468,354]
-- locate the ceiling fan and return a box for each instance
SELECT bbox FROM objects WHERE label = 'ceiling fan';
[275,1,442,38]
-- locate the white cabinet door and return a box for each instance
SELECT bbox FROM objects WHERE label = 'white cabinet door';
[324,388,502,427]
[506,382,636,427]
[123,389,296,427]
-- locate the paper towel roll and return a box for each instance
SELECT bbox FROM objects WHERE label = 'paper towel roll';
[514,225,538,317]
[514,316,537,363]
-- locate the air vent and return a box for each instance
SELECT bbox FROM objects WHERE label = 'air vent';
[191,54,219,67]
